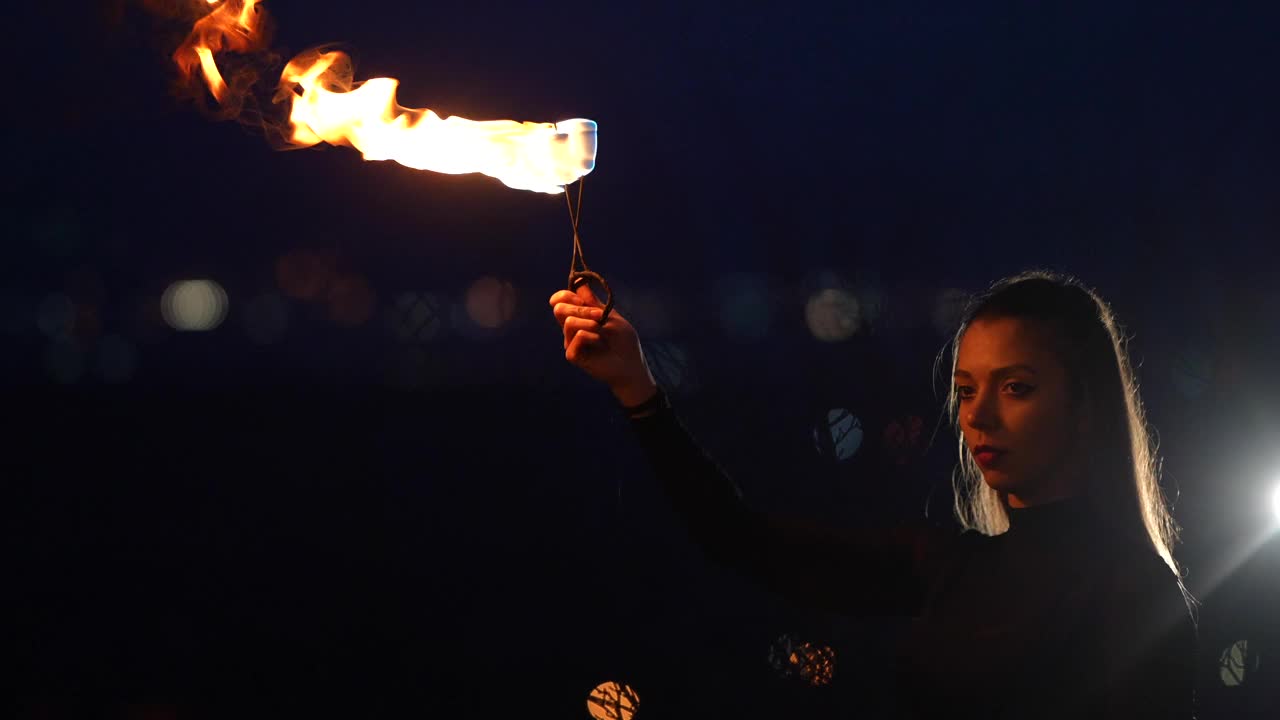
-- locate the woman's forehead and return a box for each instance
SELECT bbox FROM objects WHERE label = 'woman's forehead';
[956,316,1063,373]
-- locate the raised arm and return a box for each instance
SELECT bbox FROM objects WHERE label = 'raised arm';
[550,286,950,616]
[633,396,950,615]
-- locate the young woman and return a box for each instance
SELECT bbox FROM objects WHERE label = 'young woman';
[549,271,1196,719]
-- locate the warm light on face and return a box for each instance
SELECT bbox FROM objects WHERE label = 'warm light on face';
[954,316,1081,506]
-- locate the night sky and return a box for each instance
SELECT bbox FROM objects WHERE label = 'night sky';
[11,1,1280,717]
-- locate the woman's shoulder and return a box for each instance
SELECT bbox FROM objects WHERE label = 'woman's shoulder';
[1096,539,1195,643]
[887,523,993,580]
[1101,538,1184,595]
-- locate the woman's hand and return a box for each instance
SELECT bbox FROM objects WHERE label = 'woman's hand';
[548,285,658,407]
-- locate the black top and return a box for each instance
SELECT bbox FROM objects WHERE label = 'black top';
[630,401,1196,719]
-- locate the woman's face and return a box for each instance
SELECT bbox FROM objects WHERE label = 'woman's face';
[954,315,1086,508]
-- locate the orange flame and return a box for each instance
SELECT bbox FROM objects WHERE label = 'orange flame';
[174,0,596,194]
[174,0,266,105]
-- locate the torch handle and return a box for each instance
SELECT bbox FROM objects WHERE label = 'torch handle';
[568,269,614,325]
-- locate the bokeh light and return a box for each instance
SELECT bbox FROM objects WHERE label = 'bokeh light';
[327,273,375,328]
[813,408,863,461]
[74,304,102,344]
[276,249,335,301]
[790,642,837,687]
[464,276,516,330]
[586,681,640,720]
[388,292,445,344]
[768,634,837,686]
[161,279,228,332]
[883,414,925,466]
[1219,639,1259,687]
[805,288,860,342]
[768,633,802,677]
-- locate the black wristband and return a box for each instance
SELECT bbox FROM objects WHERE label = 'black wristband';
[622,386,668,419]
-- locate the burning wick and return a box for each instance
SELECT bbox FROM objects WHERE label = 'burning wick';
[278,49,597,194]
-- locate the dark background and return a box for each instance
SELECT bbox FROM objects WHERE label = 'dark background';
[10,1,1280,717]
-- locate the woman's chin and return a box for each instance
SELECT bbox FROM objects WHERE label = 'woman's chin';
[980,470,1018,493]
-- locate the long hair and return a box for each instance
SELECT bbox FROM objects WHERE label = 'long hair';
[940,270,1186,585]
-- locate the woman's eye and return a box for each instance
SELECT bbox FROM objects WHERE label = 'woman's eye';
[955,386,975,400]
[1004,382,1034,395]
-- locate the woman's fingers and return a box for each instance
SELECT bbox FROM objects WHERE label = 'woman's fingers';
[547,287,602,309]
[553,302,605,327]
[563,315,604,347]
[548,290,580,307]
[548,285,604,307]
[565,329,601,363]
[549,290,605,343]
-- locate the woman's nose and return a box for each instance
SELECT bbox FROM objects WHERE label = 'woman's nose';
[965,390,1000,431]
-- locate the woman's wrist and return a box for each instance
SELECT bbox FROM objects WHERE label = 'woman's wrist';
[611,378,660,409]
[619,385,667,419]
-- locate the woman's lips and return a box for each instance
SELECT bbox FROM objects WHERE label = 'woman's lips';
[974,447,1006,468]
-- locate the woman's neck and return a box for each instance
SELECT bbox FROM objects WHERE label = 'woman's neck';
[1003,494,1096,536]
[1005,446,1089,508]
[1004,487,1082,509]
